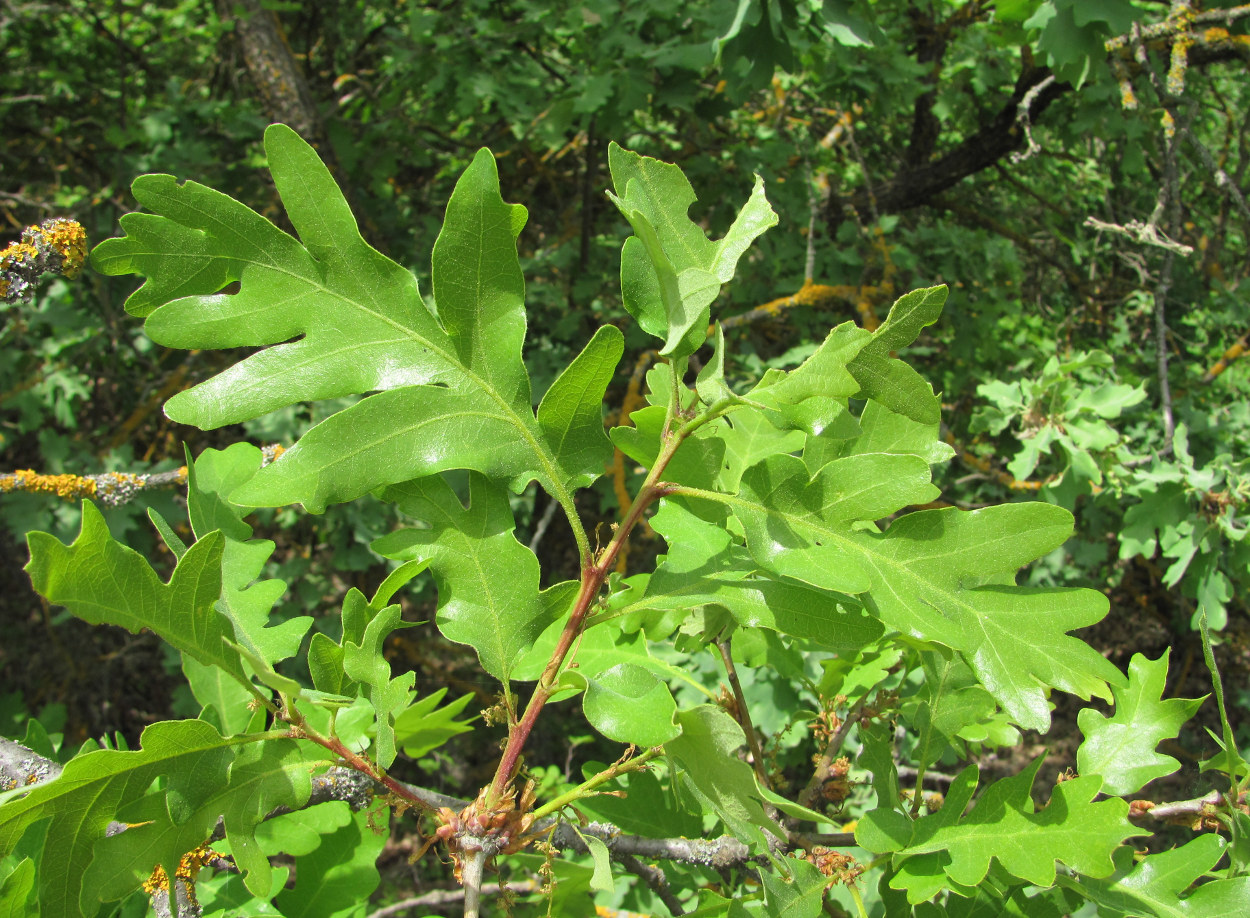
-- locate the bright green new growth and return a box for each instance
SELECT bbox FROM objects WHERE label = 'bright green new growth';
[10,127,1218,918]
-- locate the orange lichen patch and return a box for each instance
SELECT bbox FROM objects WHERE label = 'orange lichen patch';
[1203,334,1248,382]
[142,843,220,896]
[723,281,887,331]
[1,219,88,302]
[37,219,88,278]
[1167,34,1193,96]
[0,469,98,499]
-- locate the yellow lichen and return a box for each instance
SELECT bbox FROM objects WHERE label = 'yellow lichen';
[1167,34,1192,96]
[0,470,97,499]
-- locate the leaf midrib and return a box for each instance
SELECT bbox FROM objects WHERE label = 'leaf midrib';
[160,189,574,516]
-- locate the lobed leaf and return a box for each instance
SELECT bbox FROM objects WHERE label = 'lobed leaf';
[1077,650,1206,795]
[25,501,247,684]
[0,721,270,916]
[867,758,1143,903]
[372,473,560,685]
[608,142,777,356]
[93,126,620,514]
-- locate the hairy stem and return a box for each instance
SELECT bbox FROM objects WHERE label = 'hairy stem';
[717,638,769,786]
[487,410,691,806]
[284,705,438,814]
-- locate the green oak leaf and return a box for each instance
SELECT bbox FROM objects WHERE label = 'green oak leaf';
[537,324,625,490]
[393,689,476,759]
[760,857,828,918]
[665,706,785,850]
[732,451,939,593]
[0,857,35,917]
[342,602,416,770]
[883,758,1141,903]
[93,125,616,513]
[1060,834,1250,917]
[748,321,872,414]
[608,141,777,357]
[845,285,946,424]
[803,398,954,477]
[1077,649,1206,795]
[909,652,1004,777]
[702,486,1124,731]
[25,501,247,684]
[372,473,559,686]
[273,804,386,918]
[83,737,316,901]
[187,444,310,667]
[716,404,807,492]
[0,720,252,917]
[582,663,680,747]
[612,404,726,489]
[621,500,884,652]
[574,767,703,839]
[182,655,257,736]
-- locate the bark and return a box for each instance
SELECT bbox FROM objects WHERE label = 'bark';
[216,0,329,150]
[827,65,1069,234]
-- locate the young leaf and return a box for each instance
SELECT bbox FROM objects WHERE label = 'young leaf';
[608,142,777,356]
[342,603,416,770]
[846,285,946,424]
[1077,650,1206,795]
[393,689,476,760]
[25,501,247,684]
[372,473,557,686]
[536,324,626,490]
[187,444,310,667]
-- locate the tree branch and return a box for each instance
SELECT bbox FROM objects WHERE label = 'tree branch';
[826,65,1068,234]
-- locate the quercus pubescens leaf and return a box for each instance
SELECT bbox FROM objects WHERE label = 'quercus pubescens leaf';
[187,444,310,667]
[615,500,884,651]
[393,688,476,759]
[342,601,416,770]
[607,141,778,356]
[92,125,620,513]
[693,481,1123,731]
[273,804,387,918]
[861,758,1141,903]
[83,737,317,901]
[372,473,562,686]
[665,706,785,850]
[845,285,945,424]
[1077,649,1206,795]
[0,720,263,917]
[24,501,247,684]
[581,663,680,747]
[1060,834,1250,917]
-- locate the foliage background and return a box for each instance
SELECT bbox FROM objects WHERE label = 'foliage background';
[2,0,1249,913]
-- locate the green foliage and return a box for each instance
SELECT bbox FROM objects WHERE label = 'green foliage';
[6,24,1250,907]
